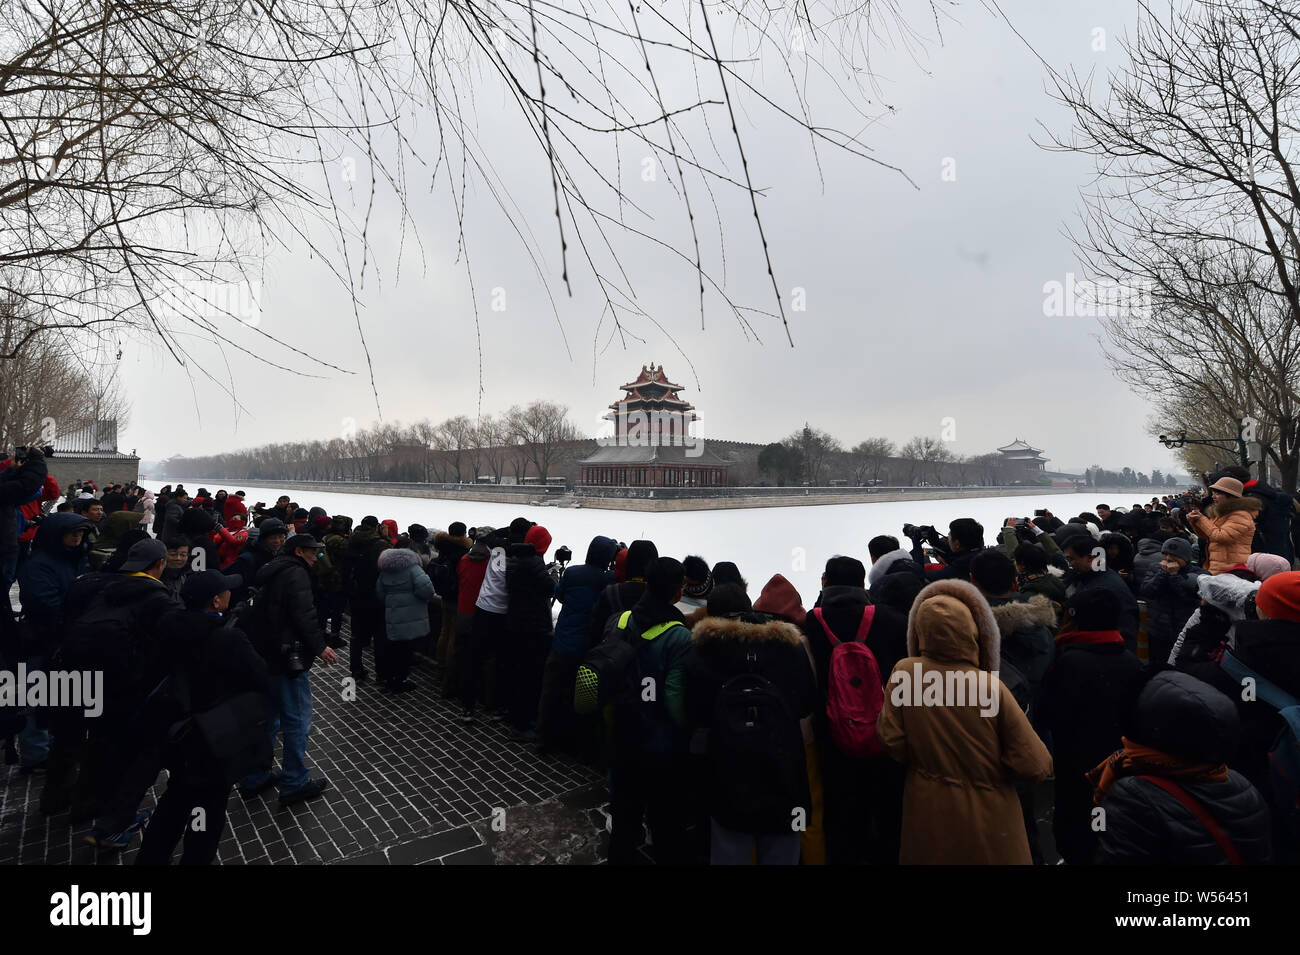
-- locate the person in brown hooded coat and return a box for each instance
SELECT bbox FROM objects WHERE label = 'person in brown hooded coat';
[877,579,1052,864]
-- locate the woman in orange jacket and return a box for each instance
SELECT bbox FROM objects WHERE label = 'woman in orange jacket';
[1185,477,1262,574]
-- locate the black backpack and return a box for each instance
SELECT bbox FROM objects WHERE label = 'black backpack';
[710,650,807,833]
[430,555,457,600]
[151,644,271,786]
[60,593,151,714]
[186,688,270,784]
[242,572,299,667]
[575,610,643,715]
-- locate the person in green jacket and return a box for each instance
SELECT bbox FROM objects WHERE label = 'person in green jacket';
[1012,540,1067,606]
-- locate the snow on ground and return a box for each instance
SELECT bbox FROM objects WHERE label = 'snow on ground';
[145,481,1158,609]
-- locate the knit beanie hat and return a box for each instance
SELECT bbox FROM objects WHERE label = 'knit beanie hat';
[1246,552,1291,582]
[1256,571,1300,622]
[681,555,712,597]
[1160,537,1193,565]
[525,524,552,555]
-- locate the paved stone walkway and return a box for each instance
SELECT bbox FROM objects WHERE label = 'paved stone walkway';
[1,628,608,865]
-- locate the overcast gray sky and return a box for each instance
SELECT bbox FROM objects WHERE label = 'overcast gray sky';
[119,0,1182,477]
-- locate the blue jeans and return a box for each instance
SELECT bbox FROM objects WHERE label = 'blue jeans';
[241,672,314,795]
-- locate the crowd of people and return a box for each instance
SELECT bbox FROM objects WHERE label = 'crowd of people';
[2,449,1298,866]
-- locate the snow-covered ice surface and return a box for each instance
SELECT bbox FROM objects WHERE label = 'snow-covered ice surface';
[146,481,1153,609]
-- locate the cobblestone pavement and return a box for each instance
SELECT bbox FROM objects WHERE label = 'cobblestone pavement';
[1,623,609,865]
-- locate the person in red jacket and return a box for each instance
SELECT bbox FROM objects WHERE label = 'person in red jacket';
[17,473,61,545]
[381,519,399,545]
[213,514,249,567]
[0,462,59,585]
[453,527,494,713]
[222,490,248,525]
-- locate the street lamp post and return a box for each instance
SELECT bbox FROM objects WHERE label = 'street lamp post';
[1157,426,1252,471]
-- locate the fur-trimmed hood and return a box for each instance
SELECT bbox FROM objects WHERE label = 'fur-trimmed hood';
[377,547,421,571]
[868,548,913,587]
[1135,537,1164,557]
[691,613,804,648]
[434,531,472,550]
[1208,495,1262,519]
[989,594,1056,634]
[906,578,1000,671]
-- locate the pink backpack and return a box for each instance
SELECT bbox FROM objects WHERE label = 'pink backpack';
[812,606,884,758]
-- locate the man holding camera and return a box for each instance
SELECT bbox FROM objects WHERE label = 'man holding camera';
[903,518,987,582]
[239,533,337,806]
[1,444,49,589]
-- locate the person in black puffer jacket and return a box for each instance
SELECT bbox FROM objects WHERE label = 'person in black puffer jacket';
[686,591,815,865]
[1040,589,1142,865]
[342,516,390,682]
[1090,668,1272,864]
[1138,537,1206,666]
[1062,536,1141,653]
[503,525,555,739]
[136,571,270,865]
[431,524,472,663]
[179,506,219,574]
[238,536,335,806]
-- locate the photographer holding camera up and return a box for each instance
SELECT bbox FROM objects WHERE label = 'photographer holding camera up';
[1,444,50,589]
[902,518,987,583]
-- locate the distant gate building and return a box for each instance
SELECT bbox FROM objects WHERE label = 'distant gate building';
[997,438,1049,483]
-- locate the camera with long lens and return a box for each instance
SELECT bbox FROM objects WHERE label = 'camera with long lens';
[902,523,938,543]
